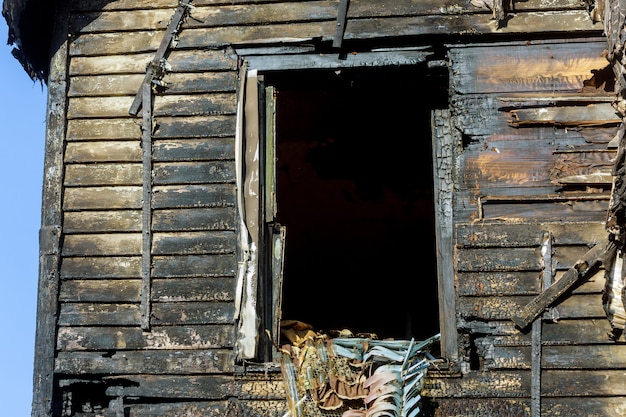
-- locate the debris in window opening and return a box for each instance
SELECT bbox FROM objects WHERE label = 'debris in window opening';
[278,320,440,417]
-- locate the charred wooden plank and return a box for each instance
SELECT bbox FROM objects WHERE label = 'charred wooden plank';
[511,238,616,329]
[152,254,237,277]
[55,349,235,374]
[431,398,530,417]
[65,141,141,163]
[153,161,235,184]
[153,138,235,162]
[152,115,236,138]
[66,119,140,141]
[152,184,235,209]
[69,50,237,75]
[57,325,234,350]
[450,40,607,94]
[456,222,606,248]
[60,256,142,279]
[69,12,599,56]
[152,277,235,302]
[59,279,141,302]
[59,303,140,326]
[64,210,142,233]
[62,233,142,256]
[153,94,237,117]
[152,231,236,255]
[103,375,286,400]
[69,74,145,97]
[68,96,135,119]
[507,103,621,127]
[457,247,542,272]
[64,163,143,186]
[459,294,607,321]
[151,302,235,325]
[487,345,626,370]
[152,208,235,232]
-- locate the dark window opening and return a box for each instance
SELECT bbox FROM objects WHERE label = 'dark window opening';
[264,65,447,342]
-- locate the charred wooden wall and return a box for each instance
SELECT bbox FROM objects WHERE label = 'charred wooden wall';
[425,39,626,416]
[35,0,619,416]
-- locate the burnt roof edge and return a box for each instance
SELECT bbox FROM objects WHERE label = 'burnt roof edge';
[2,0,57,83]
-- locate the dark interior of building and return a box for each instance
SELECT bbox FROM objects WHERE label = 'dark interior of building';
[265,64,447,341]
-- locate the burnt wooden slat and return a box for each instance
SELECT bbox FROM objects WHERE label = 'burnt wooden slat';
[152,254,237,277]
[152,138,235,162]
[153,161,235,184]
[153,94,237,117]
[65,141,141,162]
[69,74,145,97]
[152,115,236,139]
[458,294,607,321]
[71,0,584,13]
[58,301,235,326]
[68,96,135,118]
[62,233,142,256]
[60,256,142,279]
[152,208,235,232]
[456,222,606,248]
[69,51,237,76]
[151,302,235,325]
[59,279,141,302]
[104,374,287,400]
[472,318,615,346]
[63,186,143,210]
[152,184,235,209]
[59,303,140,326]
[152,231,236,255]
[478,198,610,222]
[69,12,599,57]
[152,277,235,302]
[508,103,621,127]
[57,325,234,350]
[487,344,626,370]
[64,163,142,186]
[125,400,287,417]
[457,247,541,272]
[66,119,140,140]
[458,269,604,297]
[450,40,607,94]
[63,210,142,233]
[55,349,235,374]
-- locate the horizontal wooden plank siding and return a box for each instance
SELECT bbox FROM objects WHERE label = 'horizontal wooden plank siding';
[48,0,617,415]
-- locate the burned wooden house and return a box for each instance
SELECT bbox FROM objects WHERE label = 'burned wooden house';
[7,0,626,415]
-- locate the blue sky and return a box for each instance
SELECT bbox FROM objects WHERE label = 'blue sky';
[0,17,47,417]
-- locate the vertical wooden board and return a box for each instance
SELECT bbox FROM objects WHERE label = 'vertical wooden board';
[449,41,608,94]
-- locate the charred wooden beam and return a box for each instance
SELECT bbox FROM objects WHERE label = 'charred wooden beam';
[511,237,616,330]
